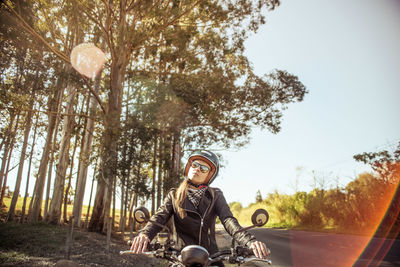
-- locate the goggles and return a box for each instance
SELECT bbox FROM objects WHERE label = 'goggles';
[191,161,210,173]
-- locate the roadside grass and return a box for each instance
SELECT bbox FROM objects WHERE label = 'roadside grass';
[0,222,70,265]
[1,196,123,228]
[233,202,392,237]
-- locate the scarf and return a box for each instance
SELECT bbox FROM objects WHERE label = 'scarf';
[187,187,207,207]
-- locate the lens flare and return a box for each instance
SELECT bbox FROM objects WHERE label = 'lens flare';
[290,165,399,267]
[356,168,400,266]
[70,43,106,79]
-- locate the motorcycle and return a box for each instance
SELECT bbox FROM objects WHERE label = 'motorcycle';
[120,206,272,266]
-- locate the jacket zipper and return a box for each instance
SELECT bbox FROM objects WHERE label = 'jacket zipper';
[183,203,210,245]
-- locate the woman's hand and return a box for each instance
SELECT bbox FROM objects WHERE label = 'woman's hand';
[130,233,150,253]
[250,240,270,259]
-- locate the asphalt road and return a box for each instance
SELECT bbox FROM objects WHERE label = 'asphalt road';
[217,227,400,267]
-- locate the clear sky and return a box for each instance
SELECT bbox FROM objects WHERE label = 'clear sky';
[4,0,399,210]
[211,0,400,207]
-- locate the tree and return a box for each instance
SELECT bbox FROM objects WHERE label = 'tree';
[354,142,400,237]
[255,190,263,203]
[2,0,310,233]
[7,69,39,222]
[46,85,77,224]
[354,142,400,183]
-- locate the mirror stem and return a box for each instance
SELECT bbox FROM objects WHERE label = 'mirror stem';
[147,219,171,235]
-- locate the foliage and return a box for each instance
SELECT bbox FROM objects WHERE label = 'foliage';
[235,144,400,237]
[354,142,400,183]
[229,201,243,218]
[1,0,308,231]
[255,190,263,203]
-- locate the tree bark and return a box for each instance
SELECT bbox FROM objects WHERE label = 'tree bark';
[7,83,36,221]
[63,124,79,223]
[0,136,16,206]
[151,137,157,215]
[128,191,137,232]
[119,82,130,231]
[43,98,62,219]
[62,91,86,223]
[84,158,98,229]
[88,0,131,233]
[0,113,16,199]
[157,133,163,209]
[46,85,76,224]
[169,131,182,190]
[28,81,64,223]
[73,73,100,227]
[112,175,116,228]
[20,111,39,223]
[89,59,126,232]
[0,114,20,207]
[119,176,125,232]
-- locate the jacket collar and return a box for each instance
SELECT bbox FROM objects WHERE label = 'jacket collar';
[182,187,216,217]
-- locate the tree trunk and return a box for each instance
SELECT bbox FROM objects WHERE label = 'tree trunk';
[44,90,64,218]
[63,125,79,223]
[128,192,137,232]
[84,158,98,229]
[43,137,55,219]
[151,137,157,215]
[119,176,125,232]
[0,137,16,206]
[88,168,106,232]
[46,85,76,224]
[62,91,86,223]
[43,98,62,219]
[20,111,39,223]
[7,85,36,221]
[73,73,100,227]
[112,176,116,228]
[0,113,16,200]
[0,114,20,207]
[169,131,182,190]
[28,81,64,223]
[121,181,128,238]
[157,133,163,209]
[89,60,126,232]
[119,81,130,231]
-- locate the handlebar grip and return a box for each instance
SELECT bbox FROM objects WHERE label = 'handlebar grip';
[237,246,254,257]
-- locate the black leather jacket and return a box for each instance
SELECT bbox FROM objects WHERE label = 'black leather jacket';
[141,187,255,254]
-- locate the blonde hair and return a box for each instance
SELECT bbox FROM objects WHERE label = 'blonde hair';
[175,180,189,218]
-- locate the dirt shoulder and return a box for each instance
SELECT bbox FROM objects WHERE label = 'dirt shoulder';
[0,222,166,267]
[0,222,233,267]
[0,223,238,267]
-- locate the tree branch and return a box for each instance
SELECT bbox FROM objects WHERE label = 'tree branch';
[129,0,205,54]
[3,1,70,63]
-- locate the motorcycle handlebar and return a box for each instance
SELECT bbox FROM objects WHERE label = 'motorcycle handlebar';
[120,250,158,255]
[120,248,272,266]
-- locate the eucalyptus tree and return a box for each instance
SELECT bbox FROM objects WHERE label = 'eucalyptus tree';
[72,74,102,227]
[84,0,283,232]
[0,1,48,212]
[3,0,307,233]
[119,0,306,199]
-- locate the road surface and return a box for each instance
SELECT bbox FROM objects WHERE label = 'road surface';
[216,227,400,266]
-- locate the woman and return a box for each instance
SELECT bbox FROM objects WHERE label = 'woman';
[130,150,269,263]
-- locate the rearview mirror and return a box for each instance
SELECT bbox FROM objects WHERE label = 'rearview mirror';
[251,209,269,227]
[133,207,150,223]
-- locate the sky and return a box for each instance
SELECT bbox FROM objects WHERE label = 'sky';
[4,0,400,210]
[211,0,400,207]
